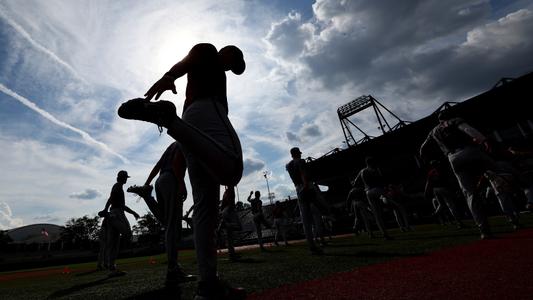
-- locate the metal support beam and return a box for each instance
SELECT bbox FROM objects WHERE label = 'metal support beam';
[337,95,410,147]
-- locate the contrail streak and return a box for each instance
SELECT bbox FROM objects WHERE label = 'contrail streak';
[0,83,128,163]
[0,9,86,83]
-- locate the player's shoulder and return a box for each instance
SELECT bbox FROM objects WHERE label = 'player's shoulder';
[286,159,296,169]
[111,182,122,192]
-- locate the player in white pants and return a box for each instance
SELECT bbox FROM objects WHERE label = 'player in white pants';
[118,43,246,300]
[420,111,519,239]
[128,141,196,285]
[353,157,392,240]
[219,187,242,261]
[286,147,324,255]
[272,201,289,246]
[424,160,465,228]
[346,186,375,237]
[98,170,139,276]
[247,190,272,250]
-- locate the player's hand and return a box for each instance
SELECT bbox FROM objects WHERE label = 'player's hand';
[144,75,177,100]
[249,191,253,195]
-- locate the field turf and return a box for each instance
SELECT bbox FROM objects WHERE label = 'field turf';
[1,213,531,299]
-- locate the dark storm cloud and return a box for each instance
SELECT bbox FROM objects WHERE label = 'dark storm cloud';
[265,0,533,104]
[302,123,321,137]
[69,188,101,200]
[243,158,266,176]
[286,131,301,143]
[286,123,322,143]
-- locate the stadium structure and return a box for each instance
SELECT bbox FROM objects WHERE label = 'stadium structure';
[305,71,533,212]
[233,71,533,243]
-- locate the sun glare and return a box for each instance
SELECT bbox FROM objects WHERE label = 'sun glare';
[145,28,199,96]
[154,30,194,73]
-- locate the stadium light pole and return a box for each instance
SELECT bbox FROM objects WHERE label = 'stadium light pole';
[263,171,273,205]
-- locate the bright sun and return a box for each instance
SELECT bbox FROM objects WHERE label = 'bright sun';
[154,39,189,73]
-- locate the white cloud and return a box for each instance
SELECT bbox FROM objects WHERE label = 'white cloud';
[460,9,533,58]
[272,183,296,200]
[0,133,159,227]
[0,201,24,230]
[264,11,313,61]
[0,8,85,83]
[0,83,128,163]
[33,214,62,223]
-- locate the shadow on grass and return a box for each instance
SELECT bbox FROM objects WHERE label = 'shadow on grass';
[325,243,377,248]
[47,277,112,299]
[324,251,424,258]
[124,286,182,300]
[396,232,478,241]
[75,270,102,277]
[230,258,266,264]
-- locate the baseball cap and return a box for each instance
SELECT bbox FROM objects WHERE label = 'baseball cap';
[290,147,302,156]
[117,170,130,178]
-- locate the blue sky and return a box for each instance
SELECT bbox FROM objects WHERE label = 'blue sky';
[1,0,533,229]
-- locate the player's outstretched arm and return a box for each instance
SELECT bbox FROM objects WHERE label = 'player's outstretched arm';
[124,206,140,219]
[144,52,192,100]
[144,158,162,186]
[144,75,177,100]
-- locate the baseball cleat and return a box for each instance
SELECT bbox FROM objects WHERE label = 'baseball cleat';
[118,98,176,128]
[165,266,197,285]
[194,278,246,300]
[127,184,153,199]
[97,210,109,218]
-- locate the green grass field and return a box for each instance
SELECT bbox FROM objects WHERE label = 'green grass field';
[1,213,532,300]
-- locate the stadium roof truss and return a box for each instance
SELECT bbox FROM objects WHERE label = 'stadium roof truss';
[337,95,411,147]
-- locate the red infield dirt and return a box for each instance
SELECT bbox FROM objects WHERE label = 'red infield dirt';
[0,266,74,281]
[249,229,533,300]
